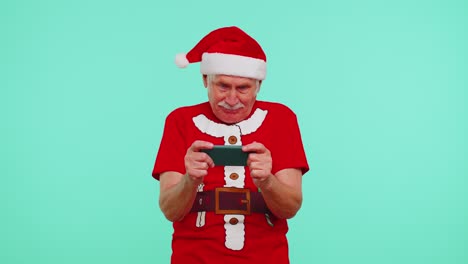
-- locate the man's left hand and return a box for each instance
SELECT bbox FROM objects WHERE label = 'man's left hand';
[242,142,273,189]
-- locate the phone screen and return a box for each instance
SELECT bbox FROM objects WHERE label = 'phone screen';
[201,145,249,166]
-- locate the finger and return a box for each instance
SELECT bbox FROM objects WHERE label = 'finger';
[248,158,272,171]
[242,141,266,153]
[250,168,265,179]
[191,152,214,165]
[206,156,215,168]
[247,153,271,166]
[193,161,210,170]
[249,161,268,170]
[189,140,214,152]
[186,162,210,178]
[247,155,263,168]
[250,168,270,180]
[247,153,260,162]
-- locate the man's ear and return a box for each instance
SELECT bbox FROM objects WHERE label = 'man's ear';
[202,75,208,88]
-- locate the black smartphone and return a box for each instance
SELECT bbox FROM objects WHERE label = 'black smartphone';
[201,145,250,166]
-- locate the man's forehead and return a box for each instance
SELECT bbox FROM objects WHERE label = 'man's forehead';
[212,74,257,83]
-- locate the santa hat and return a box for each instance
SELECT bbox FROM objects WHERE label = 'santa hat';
[175,26,267,80]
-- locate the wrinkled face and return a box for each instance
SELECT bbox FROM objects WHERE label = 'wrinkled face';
[204,74,260,124]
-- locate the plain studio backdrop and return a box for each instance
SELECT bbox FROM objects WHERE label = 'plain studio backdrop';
[1,0,467,263]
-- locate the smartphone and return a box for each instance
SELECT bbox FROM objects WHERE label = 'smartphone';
[201,145,250,166]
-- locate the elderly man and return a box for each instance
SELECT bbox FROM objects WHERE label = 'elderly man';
[152,26,309,264]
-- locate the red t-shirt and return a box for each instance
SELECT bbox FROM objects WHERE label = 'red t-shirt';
[152,101,309,264]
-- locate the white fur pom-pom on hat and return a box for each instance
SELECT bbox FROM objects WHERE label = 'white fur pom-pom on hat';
[175,53,189,68]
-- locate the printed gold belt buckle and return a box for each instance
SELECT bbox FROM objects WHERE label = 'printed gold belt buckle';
[214,187,251,215]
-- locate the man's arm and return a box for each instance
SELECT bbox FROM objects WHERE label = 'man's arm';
[243,142,303,219]
[255,168,302,219]
[159,140,214,222]
[159,171,198,222]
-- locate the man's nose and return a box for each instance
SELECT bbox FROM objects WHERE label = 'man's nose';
[225,89,239,105]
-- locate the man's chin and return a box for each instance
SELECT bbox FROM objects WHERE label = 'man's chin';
[220,116,240,124]
[218,113,243,124]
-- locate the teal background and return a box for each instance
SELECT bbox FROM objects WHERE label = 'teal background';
[2,0,467,263]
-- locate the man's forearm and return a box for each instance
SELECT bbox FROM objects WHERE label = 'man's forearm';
[257,171,303,219]
[159,173,199,222]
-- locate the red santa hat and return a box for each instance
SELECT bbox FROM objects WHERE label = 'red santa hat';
[175,26,267,80]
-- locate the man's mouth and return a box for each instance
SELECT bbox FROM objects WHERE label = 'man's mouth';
[221,107,240,114]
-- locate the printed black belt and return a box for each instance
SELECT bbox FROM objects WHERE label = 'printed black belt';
[190,187,270,215]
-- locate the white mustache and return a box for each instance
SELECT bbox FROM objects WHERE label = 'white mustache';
[218,101,245,110]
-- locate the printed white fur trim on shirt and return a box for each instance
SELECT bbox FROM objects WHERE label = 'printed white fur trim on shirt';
[196,183,206,227]
[237,109,268,134]
[224,215,245,250]
[224,166,245,250]
[224,166,245,188]
[192,108,268,138]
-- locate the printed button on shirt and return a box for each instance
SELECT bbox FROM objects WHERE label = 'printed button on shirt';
[228,136,237,145]
[229,217,239,225]
[229,173,239,180]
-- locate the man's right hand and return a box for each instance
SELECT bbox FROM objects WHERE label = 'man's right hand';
[184,140,215,184]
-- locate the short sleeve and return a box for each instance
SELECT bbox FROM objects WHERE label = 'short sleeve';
[152,110,187,180]
[269,107,309,175]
